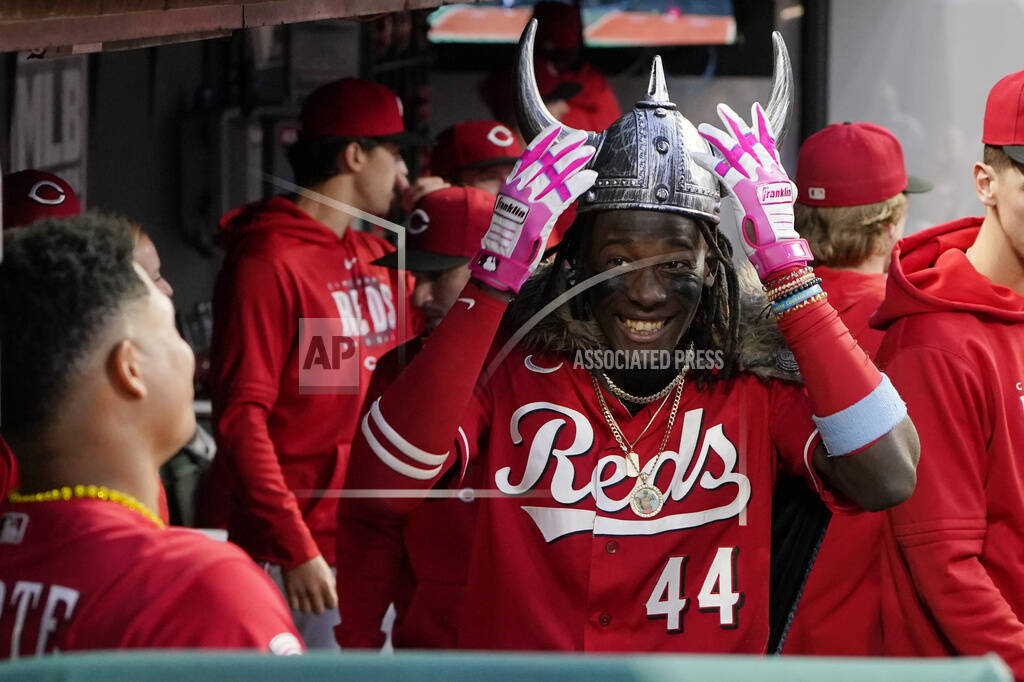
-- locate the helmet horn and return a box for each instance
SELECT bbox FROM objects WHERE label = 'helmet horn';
[765,31,794,148]
[514,19,595,144]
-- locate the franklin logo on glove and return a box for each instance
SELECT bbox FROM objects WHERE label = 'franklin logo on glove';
[494,195,529,224]
[758,182,794,204]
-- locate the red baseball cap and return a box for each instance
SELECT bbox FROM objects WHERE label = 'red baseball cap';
[431,120,523,180]
[983,70,1024,164]
[373,186,495,271]
[3,170,81,230]
[795,122,932,207]
[299,78,421,145]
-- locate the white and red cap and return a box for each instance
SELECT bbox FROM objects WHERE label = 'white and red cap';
[373,186,496,271]
[299,78,422,145]
[3,170,81,230]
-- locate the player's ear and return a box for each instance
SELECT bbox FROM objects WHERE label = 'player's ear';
[107,339,147,399]
[340,140,367,173]
[974,161,998,208]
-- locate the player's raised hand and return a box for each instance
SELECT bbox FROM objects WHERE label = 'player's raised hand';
[692,102,812,281]
[283,554,337,615]
[469,124,597,293]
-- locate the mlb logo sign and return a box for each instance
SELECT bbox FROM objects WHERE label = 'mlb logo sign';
[0,513,29,544]
[298,318,360,395]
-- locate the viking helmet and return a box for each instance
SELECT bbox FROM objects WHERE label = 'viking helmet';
[514,21,794,224]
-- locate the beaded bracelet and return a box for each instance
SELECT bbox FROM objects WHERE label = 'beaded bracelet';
[770,283,825,316]
[766,276,821,301]
[764,266,813,290]
[767,276,823,302]
[775,292,828,320]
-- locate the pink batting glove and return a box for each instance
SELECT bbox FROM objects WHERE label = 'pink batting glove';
[692,102,812,281]
[469,125,597,293]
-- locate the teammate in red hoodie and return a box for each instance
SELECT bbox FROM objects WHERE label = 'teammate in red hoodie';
[785,122,931,656]
[874,71,1024,677]
[337,26,918,653]
[0,216,302,657]
[205,78,416,648]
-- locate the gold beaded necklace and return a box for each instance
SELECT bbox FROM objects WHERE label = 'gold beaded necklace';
[8,485,166,529]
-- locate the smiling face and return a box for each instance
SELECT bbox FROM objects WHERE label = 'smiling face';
[581,210,714,355]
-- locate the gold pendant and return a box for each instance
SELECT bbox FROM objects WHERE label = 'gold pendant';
[624,451,640,477]
[630,484,663,518]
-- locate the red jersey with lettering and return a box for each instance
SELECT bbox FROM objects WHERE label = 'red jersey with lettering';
[871,218,1024,677]
[206,196,414,569]
[340,281,850,652]
[784,265,887,655]
[0,498,303,656]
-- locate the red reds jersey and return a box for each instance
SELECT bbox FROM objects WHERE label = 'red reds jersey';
[873,218,1024,676]
[206,196,415,569]
[0,498,303,656]
[342,285,849,652]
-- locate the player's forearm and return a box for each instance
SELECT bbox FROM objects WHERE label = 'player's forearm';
[216,402,320,567]
[776,295,919,509]
[342,280,506,518]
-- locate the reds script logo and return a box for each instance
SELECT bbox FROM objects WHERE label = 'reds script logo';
[496,403,751,541]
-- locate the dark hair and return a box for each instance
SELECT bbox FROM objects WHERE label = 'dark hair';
[983,144,1024,175]
[543,211,741,389]
[285,136,381,187]
[0,213,148,445]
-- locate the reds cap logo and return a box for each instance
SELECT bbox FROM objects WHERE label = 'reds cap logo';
[407,208,430,235]
[487,125,516,148]
[28,180,69,206]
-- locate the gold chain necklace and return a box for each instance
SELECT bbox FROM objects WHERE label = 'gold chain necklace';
[592,371,687,518]
[8,485,166,529]
[601,370,684,405]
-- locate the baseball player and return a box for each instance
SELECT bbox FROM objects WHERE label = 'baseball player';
[0,216,303,656]
[203,77,418,648]
[785,122,931,656]
[337,186,495,648]
[874,70,1024,677]
[336,24,918,652]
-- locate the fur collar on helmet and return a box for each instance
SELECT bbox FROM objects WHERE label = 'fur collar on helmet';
[501,260,801,384]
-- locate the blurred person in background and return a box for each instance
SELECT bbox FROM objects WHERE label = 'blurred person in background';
[203,77,417,648]
[874,70,1024,678]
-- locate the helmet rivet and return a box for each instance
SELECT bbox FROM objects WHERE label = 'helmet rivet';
[654,107,668,118]
[585,190,597,203]
[655,186,670,202]
[654,137,670,154]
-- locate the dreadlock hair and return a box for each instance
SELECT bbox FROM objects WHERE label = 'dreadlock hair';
[540,211,742,389]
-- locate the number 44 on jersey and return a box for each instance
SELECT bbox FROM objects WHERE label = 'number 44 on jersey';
[646,547,743,632]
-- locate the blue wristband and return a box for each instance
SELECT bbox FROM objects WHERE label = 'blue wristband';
[812,373,907,457]
[771,283,824,316]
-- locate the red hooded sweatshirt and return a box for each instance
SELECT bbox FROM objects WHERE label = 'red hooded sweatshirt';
[206,196,414,569]
[871,217,1024,676]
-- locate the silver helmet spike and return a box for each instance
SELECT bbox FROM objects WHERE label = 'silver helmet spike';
[643,56,673,108]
